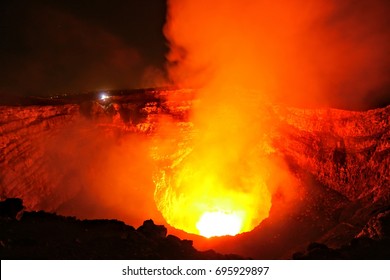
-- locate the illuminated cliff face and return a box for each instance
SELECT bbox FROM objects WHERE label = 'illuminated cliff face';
[0,91,389,247]
[0,96,162,226]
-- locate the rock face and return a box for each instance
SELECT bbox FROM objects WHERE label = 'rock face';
[0,105,79,210]
[0,89,389,259]
[0,91,161,220]
[273,106,390,202]
[356,209,390,240]
[268,106,390,257]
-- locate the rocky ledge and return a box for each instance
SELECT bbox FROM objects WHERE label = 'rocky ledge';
[0,198,241,260]
[2,198,389,259]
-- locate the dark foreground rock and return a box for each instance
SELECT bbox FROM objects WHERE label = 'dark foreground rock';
[0,198,24,219]
[292,238,390,260]
[0,199,242,260]
[292,208,390,259]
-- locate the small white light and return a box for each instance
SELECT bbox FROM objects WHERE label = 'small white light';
[100,92,109,101]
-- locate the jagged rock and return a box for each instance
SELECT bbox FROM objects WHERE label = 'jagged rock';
[356,209,390,240]
[137,219,167,238]
[0,198,24,219]
[294,219,390,260]
[292,242,342,260]
[293,237,390,260]
[0,199,239,260]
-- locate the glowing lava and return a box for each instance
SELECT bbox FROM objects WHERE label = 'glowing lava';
[152,125,273,238]
[196,211,243,238]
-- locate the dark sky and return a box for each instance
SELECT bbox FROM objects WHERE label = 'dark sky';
[0,0,168,97]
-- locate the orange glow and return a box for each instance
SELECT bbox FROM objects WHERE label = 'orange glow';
[153,0,390,237]
[164,0,390,108]
[153,155,272,237]
[152,103,275,237]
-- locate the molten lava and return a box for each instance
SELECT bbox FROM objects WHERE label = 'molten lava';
[197,211,243,238]
[153,0,390,238]
[153,154,272,237]
[152,105,274,237]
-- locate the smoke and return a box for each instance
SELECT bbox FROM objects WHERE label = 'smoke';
[36,117,162,227]
[164,0,390,109]
[153,0,390,237]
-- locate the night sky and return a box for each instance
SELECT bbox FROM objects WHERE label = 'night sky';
[0,0,168,98]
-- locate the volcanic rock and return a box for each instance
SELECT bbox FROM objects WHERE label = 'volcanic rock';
[356,209,390,240]
[293,237,390,260]
[137,219,168,238]
[0,199,240,259]
[0,89,389,259]
[0,198,24,219]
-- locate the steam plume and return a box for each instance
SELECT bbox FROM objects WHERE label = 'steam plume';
[153,0,390,236]
[165,0,390,108]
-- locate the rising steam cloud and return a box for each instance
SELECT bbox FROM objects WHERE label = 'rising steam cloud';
[152,0,390,236]
[164,0,390,108]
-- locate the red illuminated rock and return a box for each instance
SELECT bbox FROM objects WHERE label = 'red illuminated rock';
[273,106,390,202]
[0,89,389,259]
